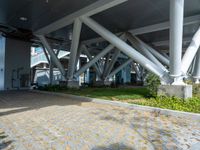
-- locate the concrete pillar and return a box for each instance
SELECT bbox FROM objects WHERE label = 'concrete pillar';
[169,0,184,84]
[193,49,200,84]
[158,0,192,99]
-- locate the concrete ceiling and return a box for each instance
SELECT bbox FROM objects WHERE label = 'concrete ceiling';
[0,0,200,46]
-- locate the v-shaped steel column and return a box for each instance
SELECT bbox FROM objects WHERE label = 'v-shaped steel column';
[80,16,170,83]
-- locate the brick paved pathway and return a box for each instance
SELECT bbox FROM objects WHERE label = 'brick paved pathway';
[0,91,199,150]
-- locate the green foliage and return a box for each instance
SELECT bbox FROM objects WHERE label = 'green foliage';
[193,84,200,97]
[145,73,161,97]
[133,96,200,113]
[64,87,149,100]
[40,85,200,113]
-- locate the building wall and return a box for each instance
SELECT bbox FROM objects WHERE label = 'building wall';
[4,38,31,90]
[0,36,6,90]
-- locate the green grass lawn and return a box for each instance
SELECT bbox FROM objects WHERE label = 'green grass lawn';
[41,86,200,113]
[64,87,148,100]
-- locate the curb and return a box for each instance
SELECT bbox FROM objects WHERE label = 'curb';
[30,90,200,121]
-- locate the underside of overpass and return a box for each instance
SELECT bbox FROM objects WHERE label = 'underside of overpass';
[0,0,200,98]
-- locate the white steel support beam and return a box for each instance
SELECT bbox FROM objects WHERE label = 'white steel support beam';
[169,0,184,84]
[74,44,114,77]
[68,19,82,80]
[161,52,170,60]
[82,15,200,45]
[106,59,132,79]
[181,27,200,74]
[82,46,102,78]
[80,16,169,83]
[96,61,103,75]
[34,0,127,35]
[41,45,50,63]
[193,49,200,83]
[129,15,200,36]
[49,58,53,85]
[133,63,143,81]
[153,37,191,47]
[104,50,120,78]
[103,53,111,77]
[191,57,196,75]
[125,33,168,72]
[37,35,66,77]
[134,36,170,66]
[75,47,82,71]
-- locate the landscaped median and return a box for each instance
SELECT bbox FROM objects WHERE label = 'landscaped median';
[38,86,200,114]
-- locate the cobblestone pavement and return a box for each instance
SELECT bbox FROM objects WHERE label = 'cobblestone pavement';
[0,91,199,150]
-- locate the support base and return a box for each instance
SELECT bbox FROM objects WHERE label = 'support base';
[67,81,80,89]
[94,81,105,87]
[194,78,200,84]
[157,85,192,99]
[104,81,112,86]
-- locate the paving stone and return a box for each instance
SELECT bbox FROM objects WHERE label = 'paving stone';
[0,91,199,150]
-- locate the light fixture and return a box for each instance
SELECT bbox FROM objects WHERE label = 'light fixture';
[19,17,28,21]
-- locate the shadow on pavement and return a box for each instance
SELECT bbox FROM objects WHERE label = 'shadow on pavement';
[0,90,91,117]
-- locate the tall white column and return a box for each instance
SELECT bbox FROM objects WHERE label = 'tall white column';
[169,0,184,84]
[193,49,200,84]
[67,19,82,80]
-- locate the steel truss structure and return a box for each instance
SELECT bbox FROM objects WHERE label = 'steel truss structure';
[35,0,200,86]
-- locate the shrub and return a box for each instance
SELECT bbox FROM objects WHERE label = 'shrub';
[145,73,161,97]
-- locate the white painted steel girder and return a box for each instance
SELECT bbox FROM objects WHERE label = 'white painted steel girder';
[37,35,66,77]
[104,50,120,78]
[193,49,200,81]
[132,36,170,66]
[125,33,168,72]
[82,46,102,78]
[68,19,82,80]
[106,58,132,79]
[80,16,168,82]
[35,0,127,35]
[181,26,200,74]
[74,44,114,77]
